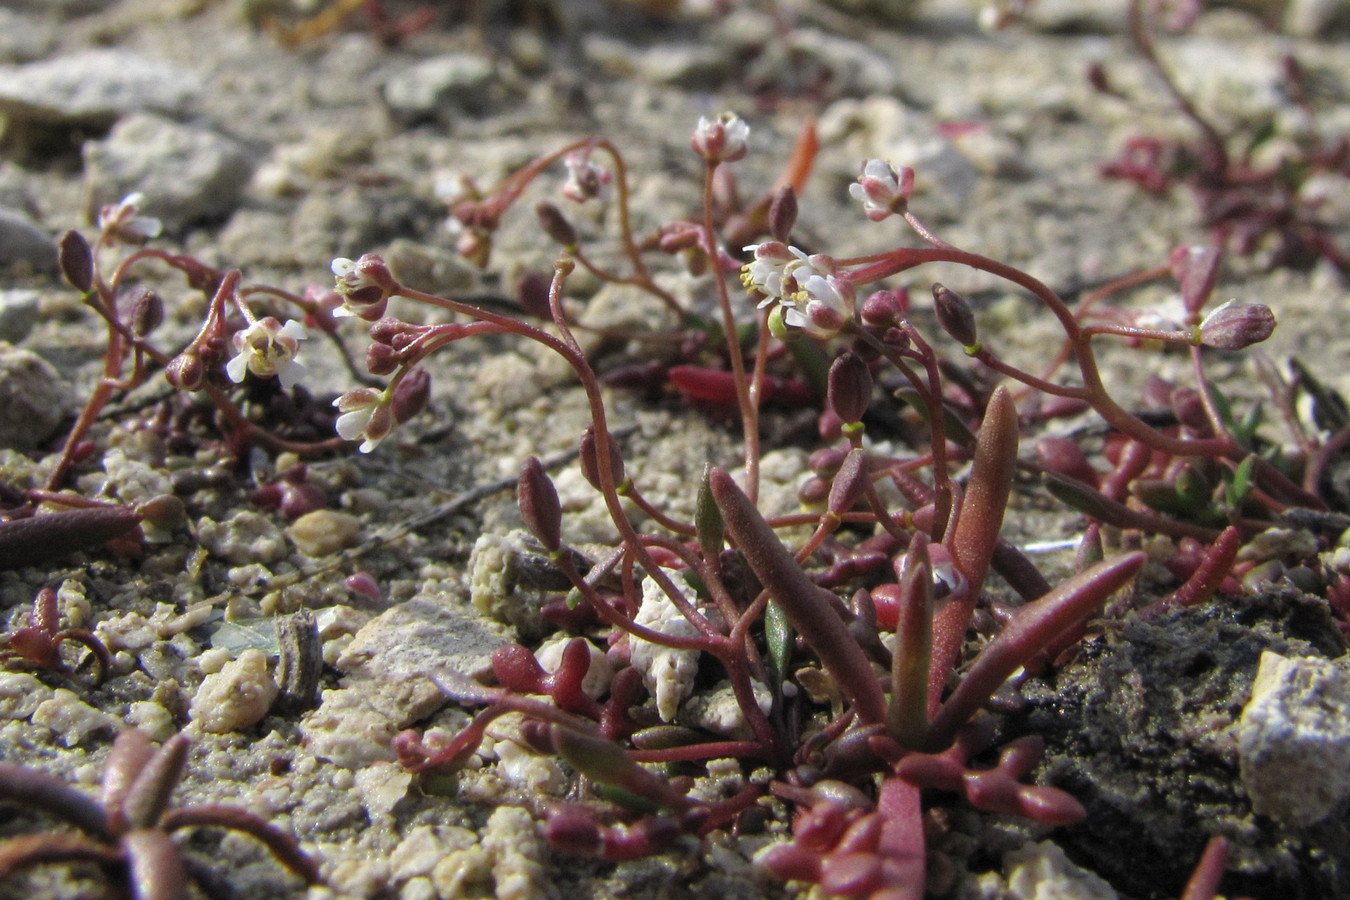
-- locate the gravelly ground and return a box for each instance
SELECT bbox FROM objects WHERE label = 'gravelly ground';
[1,1,1349,898]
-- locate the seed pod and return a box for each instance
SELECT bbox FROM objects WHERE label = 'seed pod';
[827,352,872,425]
[579,426,625,491]
[694,464,723,561]
[769,184,798,243]
[536,202,579,248]
[126,287,164,337]
[932,283,978,349]
[518,455,563,552]
[826,449,868,520]
[58,229,94,293]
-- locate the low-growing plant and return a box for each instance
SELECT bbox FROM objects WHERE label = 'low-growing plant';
[296,106,1318,896]
[0,729,320,898]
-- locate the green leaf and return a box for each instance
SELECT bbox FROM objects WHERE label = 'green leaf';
[765,601,793,689]
[1226,455,1256,509]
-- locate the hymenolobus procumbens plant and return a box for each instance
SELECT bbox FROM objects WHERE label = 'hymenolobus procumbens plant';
[0,192,427,570]
[324,111,1284,896]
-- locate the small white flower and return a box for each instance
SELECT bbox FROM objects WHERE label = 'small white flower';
[691,112,750,164]
[784,273,856,340]
[331,254,394,319]
[849,159,914,222]
[740,242,835,305]
[226,317,308,388]
[333,388,393,453]
[97,192,163,242]
[561,152,612,203]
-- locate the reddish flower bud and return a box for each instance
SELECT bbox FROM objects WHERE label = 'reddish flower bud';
[1169,244,1223,319]
[366,343,399,376]
[932,283,978,349]
[769,184,798,243]
[809,447,847,478]
[58,229,94,293]
[126,286,164,337]
[860,290,905,331]
[164,351,207,392]
[535,201,579,248]
[579,426,625,491]
[519,455,563,552]
[1198,301,1276,350]
[515,270,553,320]
[827,352,872,425]
[391,367,430,424]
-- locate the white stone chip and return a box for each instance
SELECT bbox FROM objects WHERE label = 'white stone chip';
[630,568,703,722]
[189,648,279,733]
[1237,651,1350,827]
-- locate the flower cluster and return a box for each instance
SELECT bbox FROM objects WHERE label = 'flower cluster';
[225,317,308,388]
[741,242,856,339]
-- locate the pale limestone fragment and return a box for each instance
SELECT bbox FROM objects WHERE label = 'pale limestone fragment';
[482,805,558,900]
[197,510,288,565]
[390,824,478,884]
[126,700,175,741]
[1001,840,1118,899]
[300,686,402,768]
[1237,651,1350,827]
[31,688,121,745]
[353,760,412,821]
[189,648,279,733]
[0,672,48,719]
[631,568,703,722]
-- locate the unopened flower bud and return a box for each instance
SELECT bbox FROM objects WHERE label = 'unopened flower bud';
[579,426,625,491]
[932,283,979,350]
[769,184,798,243]
[1169,245,1223,319]
[515,271,552,319]
[536,202,579,248]
[126,286,164,337]
[1086,62,1112,94]
[809,447,847,478]
[1198,301,1275,350]
[391,367,430,424]
[165,351,207,392]
[657,222,702,255]
[545,808,603,857]
[519,455,563,552]
[366,343,399,376]
[861,290,906,331]
[1170,387,1213,436]
[828,352,872,425]
[58,230,93,293]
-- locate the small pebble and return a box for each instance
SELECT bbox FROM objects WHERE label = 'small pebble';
[189,648,279,733]
[287,509,361,558]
